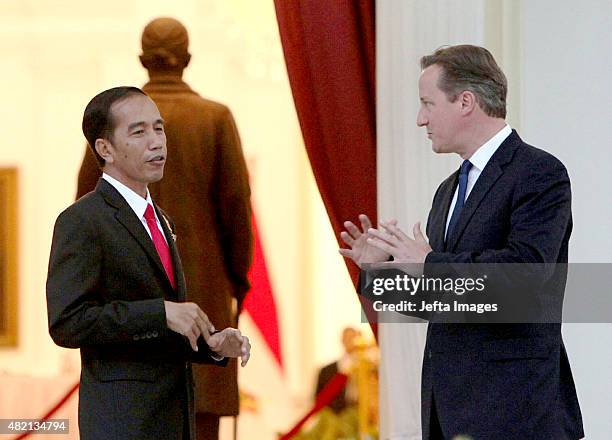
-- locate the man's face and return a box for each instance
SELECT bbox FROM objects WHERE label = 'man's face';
[416,64,463,154]
[342,328,360,354]
[102,94,166,196]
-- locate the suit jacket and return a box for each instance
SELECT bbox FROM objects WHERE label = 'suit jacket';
[46,179,226,440]
[421,131,584,439]
[76,76,253,415]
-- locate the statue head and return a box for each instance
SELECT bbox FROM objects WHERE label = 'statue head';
[140,17,191,75]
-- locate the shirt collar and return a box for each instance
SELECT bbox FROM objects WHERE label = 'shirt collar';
[468,124,512,171]
[102,173,153,220]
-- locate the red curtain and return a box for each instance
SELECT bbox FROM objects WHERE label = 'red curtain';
[274,1,377,332]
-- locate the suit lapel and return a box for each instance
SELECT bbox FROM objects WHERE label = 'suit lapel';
[445,162,503,251]
[445,131,521,252]
[96,179,172,289]
[429,174,458,252]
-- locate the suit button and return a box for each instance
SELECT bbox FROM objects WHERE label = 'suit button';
[428,350,432,359]
[133,335,140,341]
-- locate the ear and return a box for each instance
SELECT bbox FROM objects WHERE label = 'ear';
[94,138,114,164]
[139,54,147,69]
[184,53,191,68]
[459,90,477,115]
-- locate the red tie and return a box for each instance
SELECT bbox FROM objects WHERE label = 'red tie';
[144,204,176,289]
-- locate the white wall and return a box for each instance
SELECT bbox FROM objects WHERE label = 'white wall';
[520,0,612,436]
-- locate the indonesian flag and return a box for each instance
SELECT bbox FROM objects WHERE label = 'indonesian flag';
[229,212,294,438]
[243,214,283,370]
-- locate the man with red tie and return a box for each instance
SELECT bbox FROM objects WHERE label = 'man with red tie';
[76,20,254,438]
[46,86,251,440]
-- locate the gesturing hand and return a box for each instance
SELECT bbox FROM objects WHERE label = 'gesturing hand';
[339,214,398,268]
[366,221,432,264]
[207,328,251,367]
[164,301,215,352]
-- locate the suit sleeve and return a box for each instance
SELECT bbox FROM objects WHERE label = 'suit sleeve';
[213,107,254,308]
[76,146,102,199]
[46,208,169,349]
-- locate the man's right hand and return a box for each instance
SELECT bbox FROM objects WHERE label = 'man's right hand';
[164,301,215,352]
[339,214,397,268]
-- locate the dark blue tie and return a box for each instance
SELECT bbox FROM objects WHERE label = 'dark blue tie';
[446,160,473,242]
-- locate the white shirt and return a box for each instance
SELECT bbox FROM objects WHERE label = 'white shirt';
[444,124,512,240]
[102,173,167,244]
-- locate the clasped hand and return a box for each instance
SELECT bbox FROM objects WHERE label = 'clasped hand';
[338,214,432,267]
[164,301,251,366]
[208,328,251,367]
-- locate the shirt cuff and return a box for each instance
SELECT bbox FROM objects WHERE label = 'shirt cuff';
[210,352,225,362]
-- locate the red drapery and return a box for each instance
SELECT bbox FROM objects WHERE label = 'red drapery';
[274,0,377,333]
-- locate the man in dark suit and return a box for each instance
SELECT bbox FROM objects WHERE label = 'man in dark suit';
[75,19,253,439]
[46,86,251,440]
[340,45,583,439]
[314,327,360,414]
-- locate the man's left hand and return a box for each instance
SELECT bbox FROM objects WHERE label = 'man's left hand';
[367,221,432,263]
[207,328,251,367]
